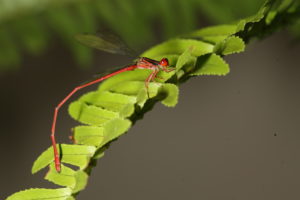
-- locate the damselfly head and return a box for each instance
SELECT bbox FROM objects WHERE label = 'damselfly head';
[159,58,169,67]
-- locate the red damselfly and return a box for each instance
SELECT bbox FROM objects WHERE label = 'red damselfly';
[51,33,175,172]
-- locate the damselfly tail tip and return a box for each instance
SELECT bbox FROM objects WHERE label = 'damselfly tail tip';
[55,163,61,173]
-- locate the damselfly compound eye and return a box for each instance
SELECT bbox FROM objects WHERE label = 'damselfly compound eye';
[159,58,169,67]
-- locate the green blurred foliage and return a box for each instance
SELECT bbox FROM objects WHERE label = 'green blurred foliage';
[0,0,268,71]
[0,0,297,70]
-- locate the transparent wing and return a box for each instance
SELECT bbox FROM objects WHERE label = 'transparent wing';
[75,32,136,57]
[78,63,136,87]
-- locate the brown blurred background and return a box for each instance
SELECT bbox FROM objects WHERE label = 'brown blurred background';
[1,0,300,199]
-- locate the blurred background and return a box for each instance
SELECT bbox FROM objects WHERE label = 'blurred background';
[1,0,300,199]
